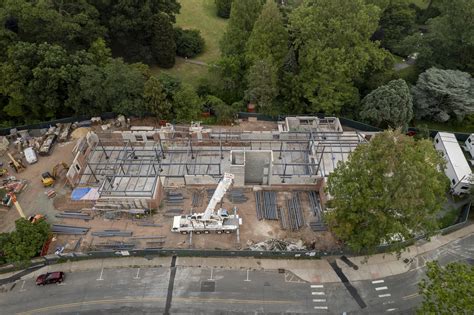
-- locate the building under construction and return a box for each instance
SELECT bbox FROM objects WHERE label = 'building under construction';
[66,116,367,213]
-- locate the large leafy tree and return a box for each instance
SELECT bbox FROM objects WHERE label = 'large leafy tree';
[144,75,171,120]
[0,41,87,119]
[245,0,288,68]
[378,1,416,53]
[290,0,391,114]
[0,0,106,52]
[220,0,263,57]
[0,218,50,265]
[412,67,474,122]
[326,130,448,254]
[360,79,413,128]
[399,0,474,73]
[245,59,279,114]
[418,261,474,314]
[93,0,180,64]
[151,12,176,68]
[173,84,202,122]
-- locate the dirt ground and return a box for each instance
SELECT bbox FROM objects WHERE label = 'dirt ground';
[0,141,76,233]
[47,187,338,254]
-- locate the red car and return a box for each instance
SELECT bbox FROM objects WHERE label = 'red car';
[36,272,65,286]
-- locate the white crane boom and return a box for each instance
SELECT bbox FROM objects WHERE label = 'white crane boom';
[203,173,234,220]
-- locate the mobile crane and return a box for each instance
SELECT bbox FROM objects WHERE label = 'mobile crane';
[171,173,241,234]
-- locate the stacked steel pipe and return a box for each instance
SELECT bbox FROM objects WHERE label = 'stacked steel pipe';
[227,189,248,203]
[255,191,278,220]
[286,192,304,231]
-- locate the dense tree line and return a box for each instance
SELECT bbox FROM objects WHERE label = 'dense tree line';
[0,0,208,126]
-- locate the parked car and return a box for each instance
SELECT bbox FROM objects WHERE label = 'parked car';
[36,271,65,285]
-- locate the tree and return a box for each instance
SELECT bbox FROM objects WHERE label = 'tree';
[173,84,202,122]
[220,0,263,57]
[0,218,50,265]
[215,0,233,19]
[399,0,474,73]
[152,12,176,68]
[174,28,205,58]
[326,130,448,254]
[418,261,474,314]
[144,76,171,120]
[360,79,413,128]
[205,95,235,124]
[245,0,289,68]
[412,68,474,122]
[378,1,416,53]
[245,59,279,114]
[289,0,391,113]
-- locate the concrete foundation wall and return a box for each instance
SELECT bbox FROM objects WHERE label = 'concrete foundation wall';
[244,151,272,185]
[184,175,219,185]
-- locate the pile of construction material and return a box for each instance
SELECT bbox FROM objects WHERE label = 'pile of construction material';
[191,191,203,207]
[286,192,305,231]
[91,230,133,237]
[255,191,278,220]
[278,193,305,231]
[166,191,183,205]
[52,224,90,235]
[309,221,327,231]
[227,189,248,204]
[55,211,92,220]
[307,191,322,219]
[206,189,215,200]
[248,239,307,251]
[1,177,27,193]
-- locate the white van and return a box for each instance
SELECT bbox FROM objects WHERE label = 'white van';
[24,147,38,164]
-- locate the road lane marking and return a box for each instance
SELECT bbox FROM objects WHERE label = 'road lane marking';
[371,280,384,284]
[383,301,395,305]
[378,294,391,298]
[208,268,214,281]
[244,269,251,282]
[386,308,397,312]
[310,284,324,288]
[312,292,325,295]
[134,268,140,280]
[17,296,299,314]
[375,286,388,291]
[313,299,326,302]
[314,306,328,310]
[96,268,104,281]
[20,280,26,292]
[402,293,419,300]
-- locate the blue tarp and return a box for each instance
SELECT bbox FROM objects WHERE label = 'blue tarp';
[71,188,91,201]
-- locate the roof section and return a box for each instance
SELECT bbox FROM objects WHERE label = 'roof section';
[437,132,471,182]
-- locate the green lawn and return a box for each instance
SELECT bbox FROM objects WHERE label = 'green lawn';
[151,0,228,87]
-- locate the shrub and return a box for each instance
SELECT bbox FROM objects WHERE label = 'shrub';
[174,27,205,58]
[215,0,233,19]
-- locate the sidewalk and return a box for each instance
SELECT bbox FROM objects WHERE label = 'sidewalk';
[336,223,474,282]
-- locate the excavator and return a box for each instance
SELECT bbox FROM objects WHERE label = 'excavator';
[171,173,241,234]
[7,153,26,173]
[41,162,68,187]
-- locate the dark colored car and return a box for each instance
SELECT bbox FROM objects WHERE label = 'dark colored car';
[36,272,65,285]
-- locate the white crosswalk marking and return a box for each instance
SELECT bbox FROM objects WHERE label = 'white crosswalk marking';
[313,299,326,302]
[372,280,384,284]
[312,291,325,295]
[311,284,324,288]
[379,294,392,298]
[314,306,328,310]
[375,286,388,291]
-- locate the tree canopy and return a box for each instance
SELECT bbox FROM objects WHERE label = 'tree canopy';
[326,130,448,254]
[215,0,233,19]
[360,79,413,128]
[290,0,392,113]
[418,261,474,314]
[174,84,202,122]
[412,67,474,122]
[0,218,50,265]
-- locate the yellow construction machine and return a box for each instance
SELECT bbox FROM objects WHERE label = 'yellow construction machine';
[7,153,26,173]
[41,162,68,187]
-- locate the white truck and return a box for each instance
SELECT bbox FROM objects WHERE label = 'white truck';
[171,173,241,234]
[24,147,38,164]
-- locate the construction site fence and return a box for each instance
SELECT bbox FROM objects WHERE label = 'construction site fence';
[1,111,471,142]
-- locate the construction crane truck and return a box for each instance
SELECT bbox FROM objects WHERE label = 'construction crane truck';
[171,173,241,234]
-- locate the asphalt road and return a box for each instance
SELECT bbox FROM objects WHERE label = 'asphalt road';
[0,234,472,314]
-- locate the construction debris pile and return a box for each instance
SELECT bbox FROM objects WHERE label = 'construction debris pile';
[1,177,28,208]
[255,191,278,220]
[247,239,307,251]
[52,224,90,235]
